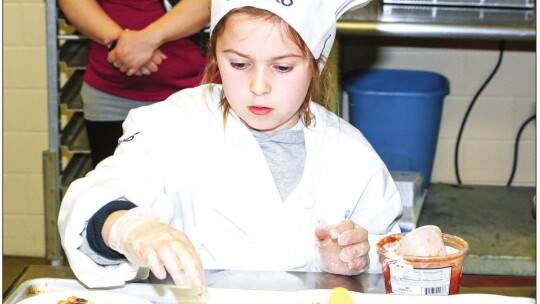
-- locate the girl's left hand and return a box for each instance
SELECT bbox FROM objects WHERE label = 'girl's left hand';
[315,219,370,275]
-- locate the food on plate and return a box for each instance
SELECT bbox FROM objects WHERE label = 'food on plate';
[394,225,447,256]
[15,291,151,304]
[328,287,354,304]
[23,286,42,297]
[57,295,95,304]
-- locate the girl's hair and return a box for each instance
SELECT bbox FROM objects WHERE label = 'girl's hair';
[201,7,335,127]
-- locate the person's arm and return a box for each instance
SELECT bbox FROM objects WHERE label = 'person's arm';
[144,0,211,46]
[108,0,210,76]
[58,0,122,46]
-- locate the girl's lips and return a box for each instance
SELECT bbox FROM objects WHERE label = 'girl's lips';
[248,106,273,115]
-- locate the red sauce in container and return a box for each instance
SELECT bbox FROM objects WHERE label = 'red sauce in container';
[377,233,468,295]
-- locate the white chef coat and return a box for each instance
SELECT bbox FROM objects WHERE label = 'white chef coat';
[58,84,403,288]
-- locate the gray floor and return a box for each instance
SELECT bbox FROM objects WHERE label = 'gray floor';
[417,183,536,276]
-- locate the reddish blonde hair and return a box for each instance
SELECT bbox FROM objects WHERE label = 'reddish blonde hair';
[201,7,333,127]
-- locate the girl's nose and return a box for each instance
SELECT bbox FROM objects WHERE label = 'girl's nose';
[250,70,271,96]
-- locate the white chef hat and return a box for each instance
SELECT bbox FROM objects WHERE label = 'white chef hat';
[210,0,371,65]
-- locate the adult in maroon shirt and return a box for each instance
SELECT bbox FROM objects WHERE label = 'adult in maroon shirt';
[59,0,209,166]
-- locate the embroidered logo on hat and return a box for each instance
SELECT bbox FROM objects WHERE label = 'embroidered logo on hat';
[276,0,294,6]
[211,0,372,70]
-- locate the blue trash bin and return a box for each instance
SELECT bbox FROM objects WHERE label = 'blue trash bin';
[345,69,450,190]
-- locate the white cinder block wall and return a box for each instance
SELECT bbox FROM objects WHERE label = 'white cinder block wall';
[2,2,536,257]
[3,0,48,257]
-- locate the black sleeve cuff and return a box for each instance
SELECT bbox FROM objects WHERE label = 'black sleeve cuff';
[86,200,137,259]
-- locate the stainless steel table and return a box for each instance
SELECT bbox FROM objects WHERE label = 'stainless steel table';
[2,266,385,299]
[3,265,535,302]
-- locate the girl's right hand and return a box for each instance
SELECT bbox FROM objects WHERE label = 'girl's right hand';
[106,208,207,296]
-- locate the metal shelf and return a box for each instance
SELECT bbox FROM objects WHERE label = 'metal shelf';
[60,70,84,112]
[44,1,93,263]
[59,40,89,69]
[61,154,93,194]
[61,112,90,153]
[338,0,535,41]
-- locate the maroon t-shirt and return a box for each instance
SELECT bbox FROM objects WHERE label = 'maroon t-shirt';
[84,0,206,101]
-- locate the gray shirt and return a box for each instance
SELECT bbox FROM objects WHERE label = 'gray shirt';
[249,121,306,202]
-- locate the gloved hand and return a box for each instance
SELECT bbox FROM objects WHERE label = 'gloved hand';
[315,219,370,275]
[107,207,207,296]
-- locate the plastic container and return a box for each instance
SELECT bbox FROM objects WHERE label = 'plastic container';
[345,69,450,190]
[377,232,468,295]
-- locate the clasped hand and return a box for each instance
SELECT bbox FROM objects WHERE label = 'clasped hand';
[315,219,370,275]
[106,29,167,76]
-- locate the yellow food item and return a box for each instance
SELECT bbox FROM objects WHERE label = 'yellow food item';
[328,287,354,304]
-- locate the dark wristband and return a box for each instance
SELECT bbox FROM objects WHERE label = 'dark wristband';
[86,200,137,259]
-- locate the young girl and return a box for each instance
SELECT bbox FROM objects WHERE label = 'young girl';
[58,0,403,297]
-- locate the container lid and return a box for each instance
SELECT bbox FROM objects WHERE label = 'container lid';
[344,69,450,97]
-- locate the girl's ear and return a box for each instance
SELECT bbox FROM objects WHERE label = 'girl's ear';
[317,56,327,72]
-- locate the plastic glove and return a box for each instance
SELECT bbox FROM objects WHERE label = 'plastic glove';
[315,219,370,275]
[108,207,207,295]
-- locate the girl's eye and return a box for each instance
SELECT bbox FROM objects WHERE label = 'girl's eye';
[231,62,248,70]
[275,65,293,73]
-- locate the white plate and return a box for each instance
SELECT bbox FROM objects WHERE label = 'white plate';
[16,290,152,304]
